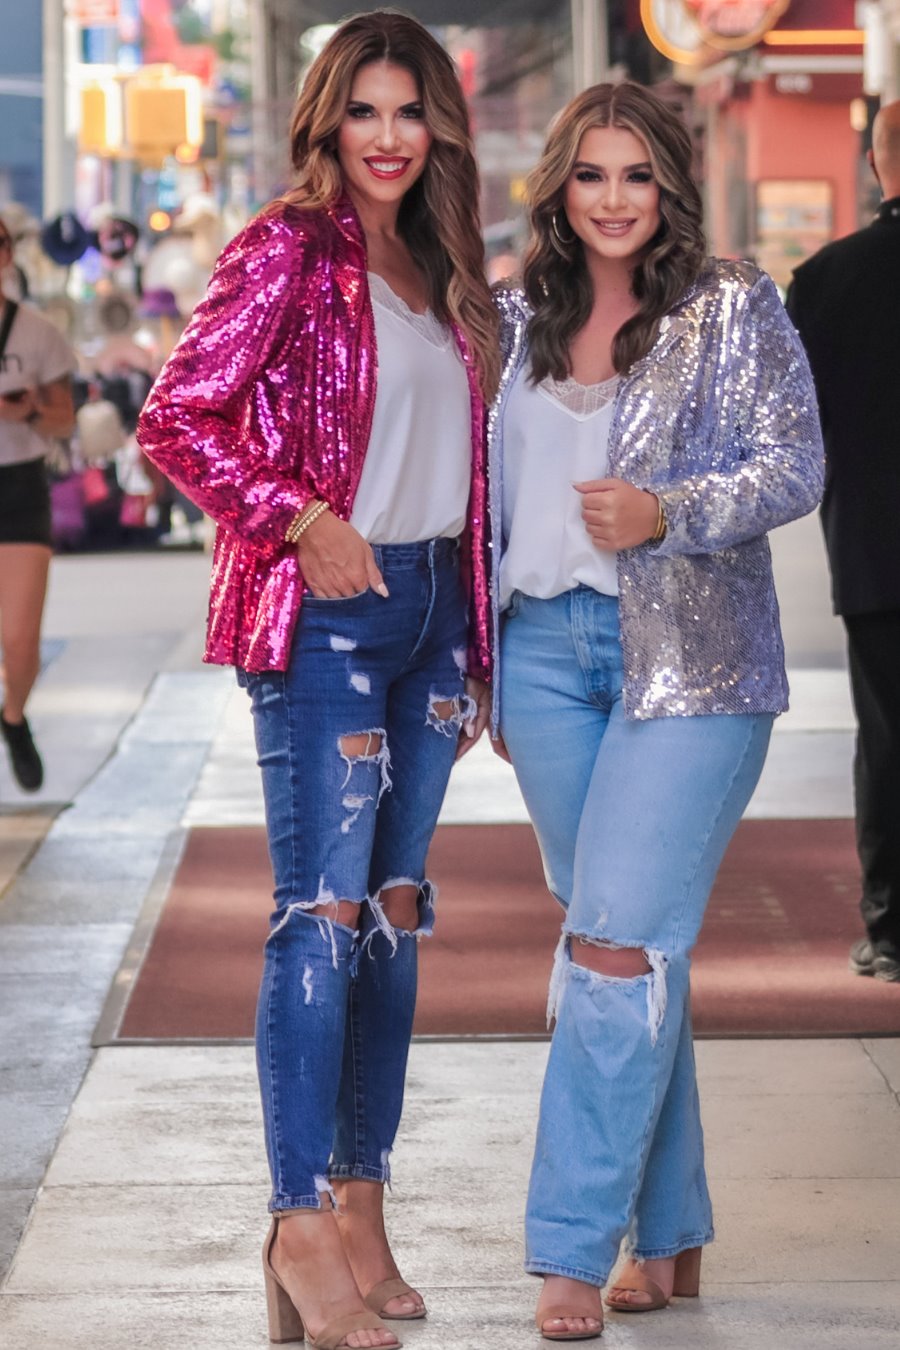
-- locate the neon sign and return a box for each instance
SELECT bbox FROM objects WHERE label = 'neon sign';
[641,0,791,63]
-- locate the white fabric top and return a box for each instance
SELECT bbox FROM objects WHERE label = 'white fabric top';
[500,364,620,607]
[0,301,75,466]
[349,273,471,545]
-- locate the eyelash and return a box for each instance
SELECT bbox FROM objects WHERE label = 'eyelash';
[574,170,654,185]
[346,106,424,120]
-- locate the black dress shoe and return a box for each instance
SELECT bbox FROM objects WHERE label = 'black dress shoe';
[849,938,900,983]
[0,712,44,792]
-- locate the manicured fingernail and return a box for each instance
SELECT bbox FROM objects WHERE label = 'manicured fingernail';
[376,583,389,598]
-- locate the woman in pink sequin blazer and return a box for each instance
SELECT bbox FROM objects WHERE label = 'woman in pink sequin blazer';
[138,13,499,1349]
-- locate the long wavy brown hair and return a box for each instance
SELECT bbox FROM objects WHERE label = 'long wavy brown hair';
[523,82,707,383]
[278,9,498,400]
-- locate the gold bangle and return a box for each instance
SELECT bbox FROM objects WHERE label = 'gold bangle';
[285,499,329,544]
[649,495,667,543]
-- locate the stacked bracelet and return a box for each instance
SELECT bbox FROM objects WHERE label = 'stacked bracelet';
[649,495,667,543]
[285,499,329,544]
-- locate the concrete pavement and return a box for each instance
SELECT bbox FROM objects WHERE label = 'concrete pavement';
[1,527,899,1349]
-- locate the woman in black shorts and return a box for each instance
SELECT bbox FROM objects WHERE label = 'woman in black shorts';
[0,217,75,791]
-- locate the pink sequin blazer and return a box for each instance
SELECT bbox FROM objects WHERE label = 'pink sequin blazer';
[137,196,491,679]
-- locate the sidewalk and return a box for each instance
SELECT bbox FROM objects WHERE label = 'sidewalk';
[1,539,899,1349]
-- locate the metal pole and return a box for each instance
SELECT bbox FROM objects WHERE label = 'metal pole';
[42,0,65,216]
[572,0,610,93]
[248,0,273,205]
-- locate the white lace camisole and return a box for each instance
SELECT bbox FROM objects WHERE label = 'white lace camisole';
[500,364,620,607]
[349,272,471,545]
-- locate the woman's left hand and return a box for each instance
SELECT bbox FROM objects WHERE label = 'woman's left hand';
[456,676,491,761]
[574,479,660,550]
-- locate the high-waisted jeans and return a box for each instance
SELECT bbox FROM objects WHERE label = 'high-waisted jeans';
[500,588,773,1286]
[238,538,472,1212]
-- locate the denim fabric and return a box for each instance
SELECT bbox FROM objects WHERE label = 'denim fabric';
[500,588,773,1285]
[238,538,471,1211]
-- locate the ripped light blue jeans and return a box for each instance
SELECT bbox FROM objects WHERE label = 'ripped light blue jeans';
[500,589,773,1286]
[238,538,472,1212]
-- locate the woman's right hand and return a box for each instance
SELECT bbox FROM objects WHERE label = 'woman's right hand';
[296,509,389,598]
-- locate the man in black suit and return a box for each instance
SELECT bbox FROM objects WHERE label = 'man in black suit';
[786,101,900,983]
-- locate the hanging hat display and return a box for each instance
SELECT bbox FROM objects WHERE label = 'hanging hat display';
[97,216,140,262]
[40,211,93,265]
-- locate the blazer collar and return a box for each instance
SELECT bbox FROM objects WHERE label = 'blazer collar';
[327,191,367,259]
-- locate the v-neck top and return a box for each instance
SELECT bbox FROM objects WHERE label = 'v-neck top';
[349,272,471,545]
[500,362,620,607]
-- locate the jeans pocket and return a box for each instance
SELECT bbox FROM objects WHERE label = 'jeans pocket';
[302,587,371,604]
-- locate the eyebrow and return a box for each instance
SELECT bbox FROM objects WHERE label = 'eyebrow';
[572,160,652,172]
[346,99,424,111]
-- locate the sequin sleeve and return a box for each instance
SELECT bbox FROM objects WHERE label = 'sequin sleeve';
[136,210,313,555]
[651,272,824,556]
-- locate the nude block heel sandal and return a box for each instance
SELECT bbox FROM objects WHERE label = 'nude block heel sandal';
[605,1245,702,1314]
[364,1277,427,1321]
[672,1245,702,1298]
[262,1218,401,1348]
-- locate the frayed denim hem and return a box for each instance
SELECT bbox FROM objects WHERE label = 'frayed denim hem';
[269,1196,329,1213]
[328,1163,390,1184]
[629,1230,714,1261]
[524,1260,605,1287]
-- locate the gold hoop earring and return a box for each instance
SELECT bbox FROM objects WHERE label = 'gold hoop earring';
[550,211,575,253]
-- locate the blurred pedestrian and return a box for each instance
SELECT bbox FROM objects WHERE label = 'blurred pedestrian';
[489,82,823,1339]
[786,100,900,986]
[137,12,497,1349]
[0,214,75,792]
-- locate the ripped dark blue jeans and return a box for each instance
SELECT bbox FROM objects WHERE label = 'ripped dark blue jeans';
[238,537,472,1211]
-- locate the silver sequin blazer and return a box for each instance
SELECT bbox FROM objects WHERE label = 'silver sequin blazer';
[489,261,824,723]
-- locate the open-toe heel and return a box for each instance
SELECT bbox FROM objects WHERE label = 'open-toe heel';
[262,1217,402,1348]
[605,1246,702,1314]
[364,1277,427,1321]
[263,1222,306,1343]
[673,1245,702,1298]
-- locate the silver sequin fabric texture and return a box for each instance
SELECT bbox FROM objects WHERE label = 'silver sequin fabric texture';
[137,196,491,679]
[489,260,824,723]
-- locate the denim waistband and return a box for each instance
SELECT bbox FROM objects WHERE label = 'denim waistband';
[370,537,459,571]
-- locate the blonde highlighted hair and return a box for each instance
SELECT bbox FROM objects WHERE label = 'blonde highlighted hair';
[523,82,707,383]
[280,9,498,400]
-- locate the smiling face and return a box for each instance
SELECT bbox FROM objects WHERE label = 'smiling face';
[336,60,432,221]
[562,124,662,270]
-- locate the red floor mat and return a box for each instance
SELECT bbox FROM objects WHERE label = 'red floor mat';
[116,820,900,1040]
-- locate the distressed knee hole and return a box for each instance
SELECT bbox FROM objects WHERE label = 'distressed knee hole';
[430,699,457,722]
[426,690,477,737]
[310,898,362,928]
[572,938,652,978]
[379,882,420,931]
[339,731,382,758]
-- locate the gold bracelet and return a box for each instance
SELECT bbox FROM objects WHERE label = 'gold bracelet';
[285,499,329,544]
[649,495,667,543]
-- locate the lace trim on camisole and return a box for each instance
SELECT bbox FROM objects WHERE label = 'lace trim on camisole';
[538,372,620,421]
[367,272,451,350]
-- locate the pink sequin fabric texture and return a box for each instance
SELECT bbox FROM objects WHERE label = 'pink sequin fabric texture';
[489,261,825,724]
[137,196,491,679]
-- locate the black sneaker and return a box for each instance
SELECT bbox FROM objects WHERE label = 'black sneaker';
[849,938,900,983]
[0,711,44,792]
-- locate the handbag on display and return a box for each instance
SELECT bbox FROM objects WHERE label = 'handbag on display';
[82,463,111,506]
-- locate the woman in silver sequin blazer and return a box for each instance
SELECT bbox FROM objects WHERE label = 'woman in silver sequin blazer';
[488,83,823,1341]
